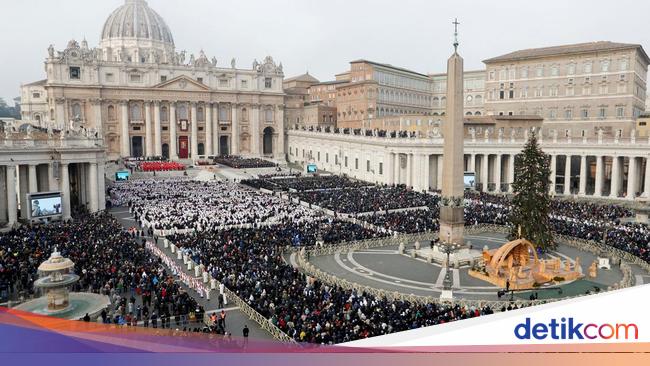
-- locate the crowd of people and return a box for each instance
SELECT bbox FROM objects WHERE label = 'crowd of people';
[242,175,372,192]
[139,161,186,172]
[214,155,277,169]
[0,212,204,329]
[296,186,439,213]
[170,227,494,343]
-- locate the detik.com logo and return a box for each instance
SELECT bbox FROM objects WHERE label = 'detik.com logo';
[514,317,638,340]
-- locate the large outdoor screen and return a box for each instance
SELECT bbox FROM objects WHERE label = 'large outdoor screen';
[307,164,317,173]
[116,171,130,181]
[464,172,476,190]
[28,192,62,218]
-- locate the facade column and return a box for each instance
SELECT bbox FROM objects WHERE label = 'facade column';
[97,161,106,211]
[55,98,66,130]
[386,152,395,185]
[205,102,213,156]
[88,162,98,212]
[19,166,29,219]
[610,156,620,198]
[494,154,502,192]
[28,164,38,194]
[594,155,603,197]
[92,99,103,137]
[6,165,17,226]
[231,103,239,155]
[212,103,220,156]
[481,154,489,191]
[549,154,557,194]
[627,157,638,200]
[469,153,476,173]
[120,100,130,157]
[251,104,260,156]
[579,155,587,196]
[563,155,572,195]
[153,101,162,156]
[61,163,71,220]
[169,101,178,160]
[190,102,198,159]
[0,167,5,224]
[508,154,516,193]
[144,101,153,156]
[276,106,285,160]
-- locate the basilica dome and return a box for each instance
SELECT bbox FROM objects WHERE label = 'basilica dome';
[100,0,174,50]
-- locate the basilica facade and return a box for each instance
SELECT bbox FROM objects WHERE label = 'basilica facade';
[21,0,286,161]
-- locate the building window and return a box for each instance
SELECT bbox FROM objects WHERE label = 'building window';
[105,73,114,82]
[133,126,141,131]
[326,153,329,163]
[598,107,606,119]
[366,160,370,172]
[197,107,205,121]
[620,59,628,71]
[69,66,81,79]
[107,105,116,120]
[536,67,543,77]
[581,108,589,119]
[32,92,40,98]
[565,109,573,119]
[345,156,348,167]
[520,67,528,78]
[489,71,495,80]
[71,103,82,119]
[601,60,610,72]
[616,107,624,118]
[355,158,359,170]
[551,66,559,76]
[241,108,248,122]
[219,79,228,87]
[264,77,272,89]
[161,106,168,122]
[160,75,167,82]
[197,77,204,84]
[568,64,576,75]
[219,106,228,121]
[130,74,141,82]
[241,80,248,88]
[584,62,592,74]
[549,109,557,119]
[130,104,142,120]
[379,162,383,175]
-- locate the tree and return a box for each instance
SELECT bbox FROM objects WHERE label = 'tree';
[508,130,554,251]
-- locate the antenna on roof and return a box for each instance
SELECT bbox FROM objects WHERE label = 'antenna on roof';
[453,18,460,52]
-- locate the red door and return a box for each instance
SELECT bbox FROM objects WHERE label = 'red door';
[178,136,189,159]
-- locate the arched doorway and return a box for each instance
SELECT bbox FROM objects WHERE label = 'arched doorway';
[162,143,169,159]
[131,136,144,157]
[219,136,229,156]
[263,127,274,156]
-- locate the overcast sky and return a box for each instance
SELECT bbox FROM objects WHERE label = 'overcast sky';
[2,0,650,103]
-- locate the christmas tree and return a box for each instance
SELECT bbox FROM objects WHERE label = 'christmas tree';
[508,130,554,251]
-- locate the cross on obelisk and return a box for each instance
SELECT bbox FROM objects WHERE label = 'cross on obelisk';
[453,18,460,52]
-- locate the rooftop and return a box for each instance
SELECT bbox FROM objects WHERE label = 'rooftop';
[350,59,430,78]
[483,41,650,64]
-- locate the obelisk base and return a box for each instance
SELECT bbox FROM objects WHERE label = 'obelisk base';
[439,206,464,245]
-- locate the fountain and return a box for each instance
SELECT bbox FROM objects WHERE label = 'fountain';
[14,249,110,320]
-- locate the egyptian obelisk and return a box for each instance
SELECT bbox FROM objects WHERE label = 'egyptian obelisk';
[439,19,465,245]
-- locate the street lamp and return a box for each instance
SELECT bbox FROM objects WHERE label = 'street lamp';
[439,241,460,292]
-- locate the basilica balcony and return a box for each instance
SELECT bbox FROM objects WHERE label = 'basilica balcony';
[129,120,144,125]
[218,120,231,125]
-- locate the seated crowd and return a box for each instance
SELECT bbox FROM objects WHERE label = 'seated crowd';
[139,161,186,172]
[0,212,204,328]
[296,186,439,213]
[242,175,372,192]
[214,155,277,169]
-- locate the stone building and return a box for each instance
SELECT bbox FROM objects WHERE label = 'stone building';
[20,0,285,160]
[430,70,486,117]
[483,41,649,137]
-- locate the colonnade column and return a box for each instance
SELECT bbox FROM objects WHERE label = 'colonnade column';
[627,157,638,200]
[0,167,6,224]
[406,153,413,187]
[28,164,38,195]
[97,162,106,211]
[481,154,489,191]
[120,101,130,157]
[19,166,29,220]
[610,156,620,198]
[563,155,572,195]
[88,163,98,212]
[144,101,153,156]
[386,152,395,185]
[594,155,603,197]
[437,155,444,190]
[153,101,162,156]
[205,102,213,156]
[643,157,650,198]
[190,102,198,159]
[61,163,71,220]
[548,154,557,194]
[578,155,587,196]
[169,102,178,160]
[422,154,430,191]
[6,165,17,226]
[231,104,239,155]
[508,154,516,193]
[469,154,476,173]
[212,103,220,156]
[494,154,502,193]
[393,153,400,185]
[92,99,102,137]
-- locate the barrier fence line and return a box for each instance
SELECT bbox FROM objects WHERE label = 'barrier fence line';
[149,237,296,343]
[291,224,641,311]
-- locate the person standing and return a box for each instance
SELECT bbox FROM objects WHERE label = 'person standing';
[243,325,249,347]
